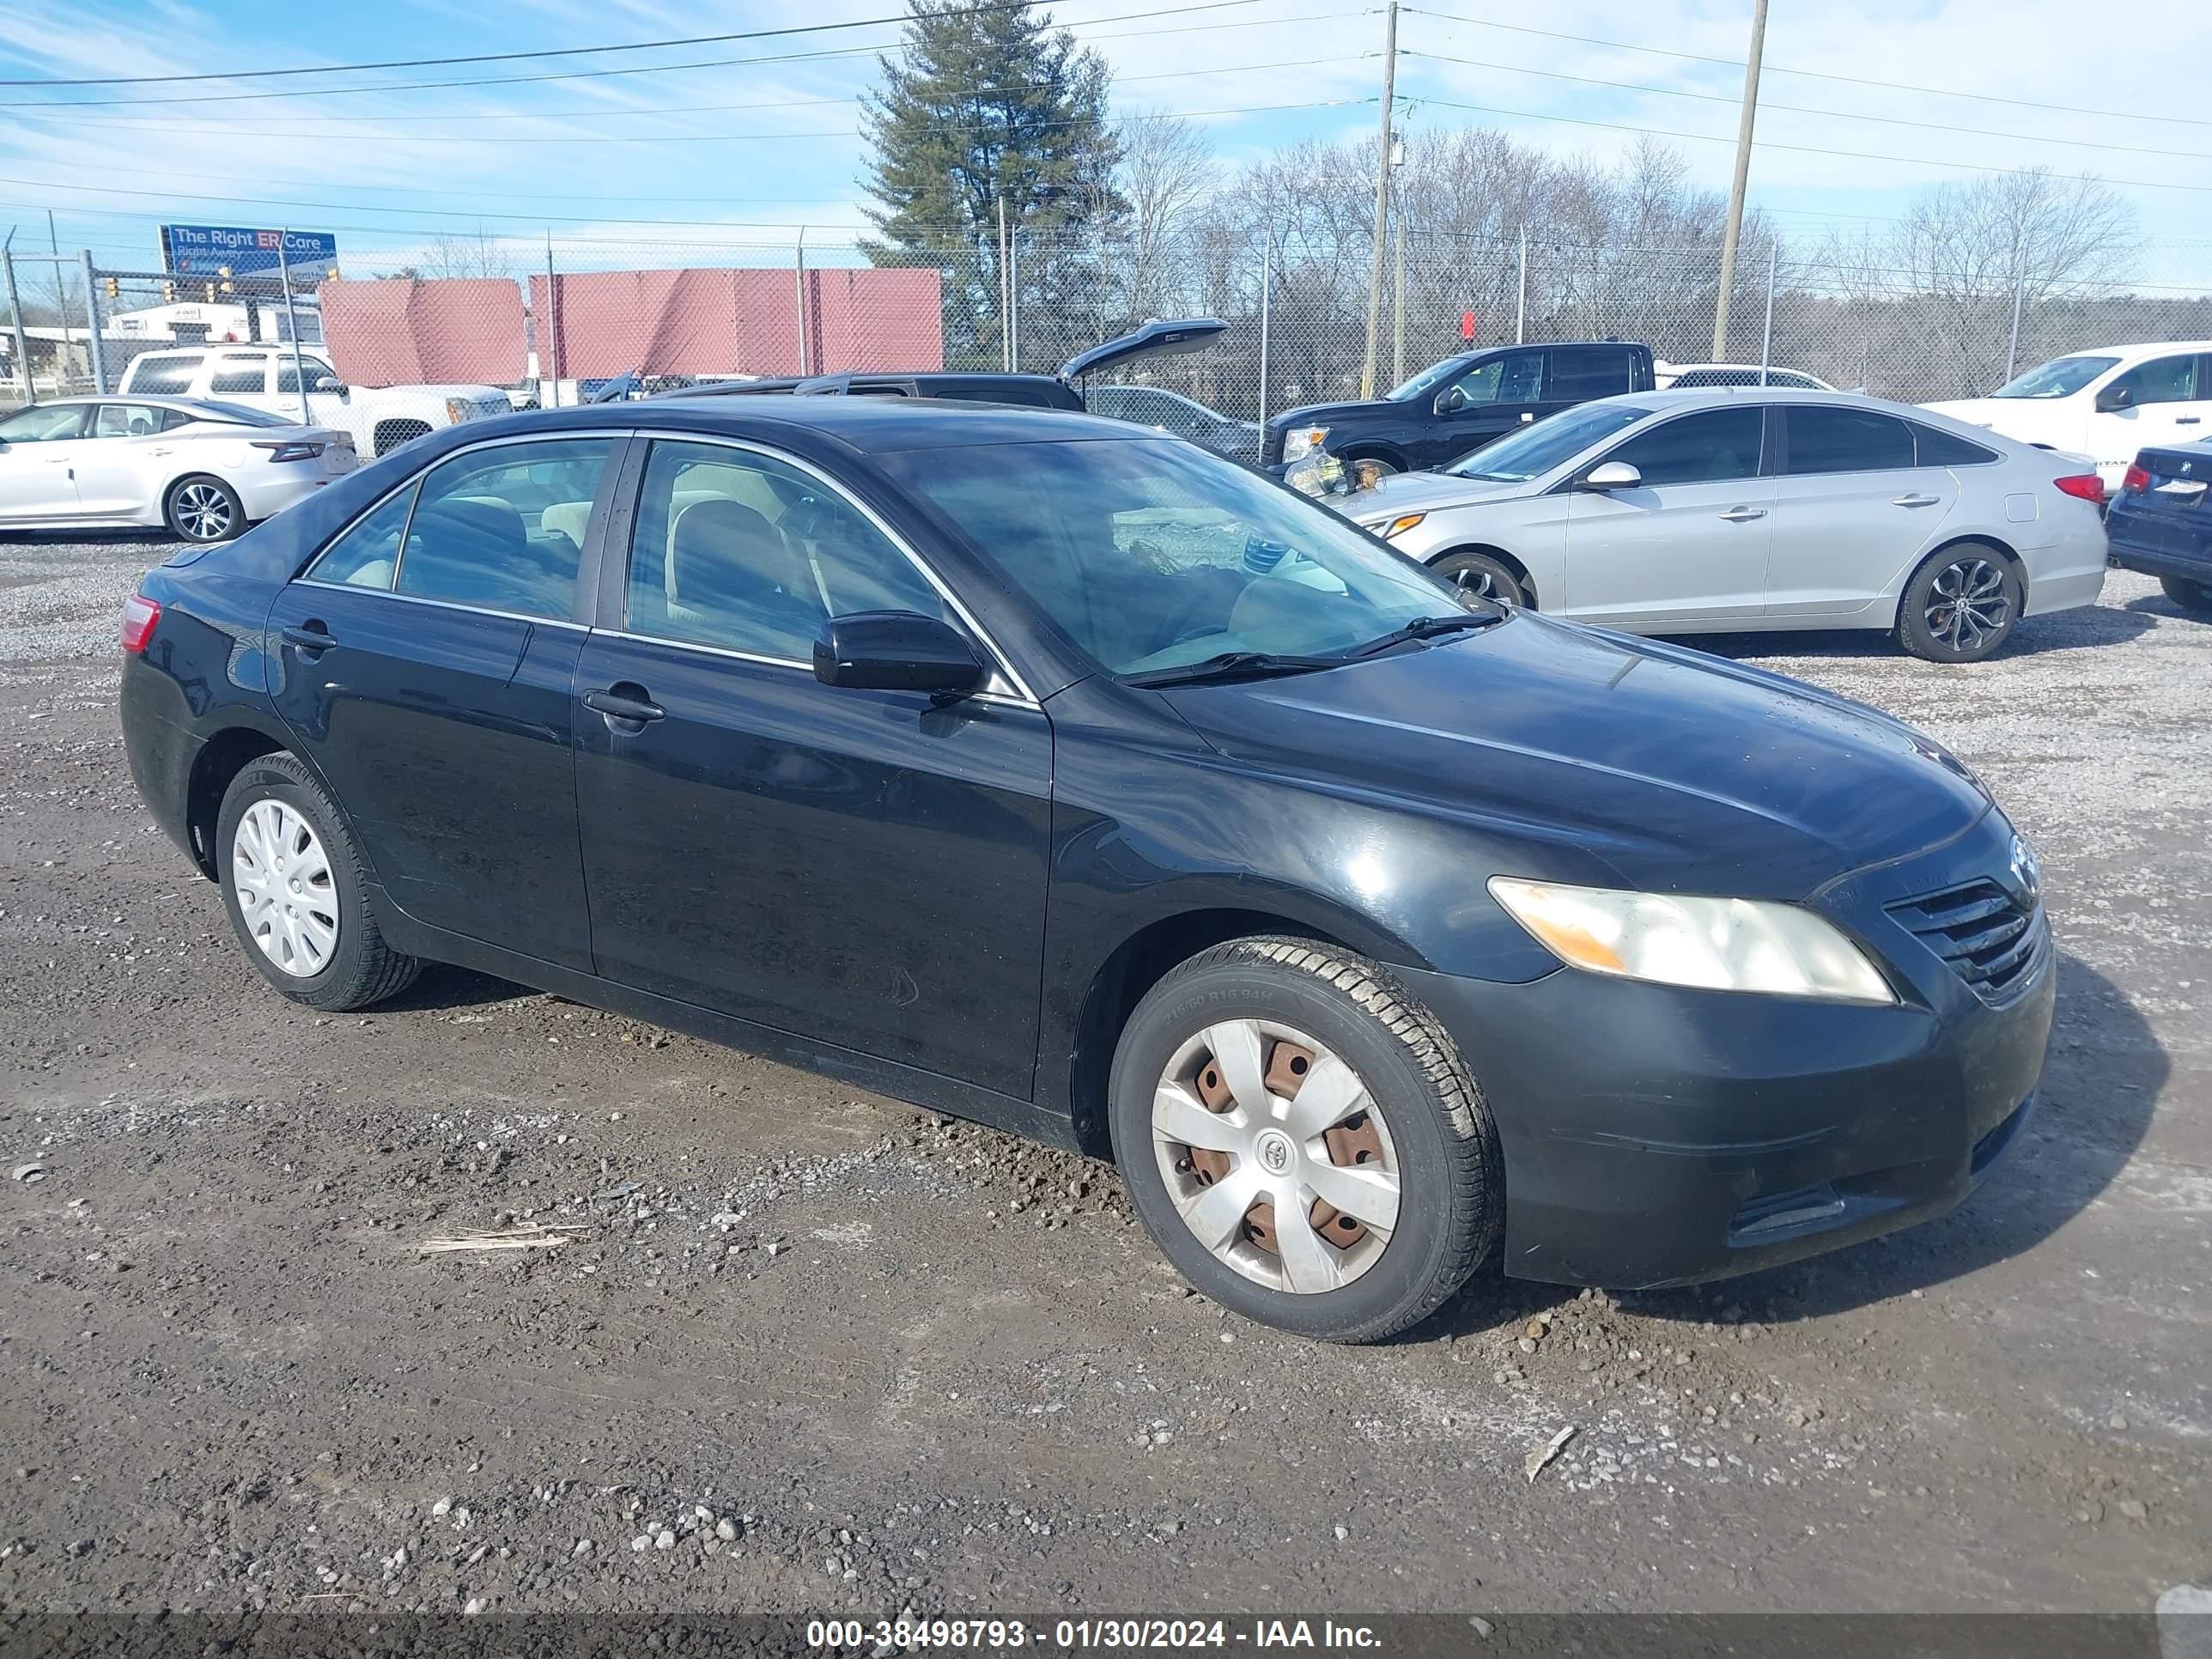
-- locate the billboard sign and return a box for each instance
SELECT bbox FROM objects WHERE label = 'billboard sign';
[160,225,339,280]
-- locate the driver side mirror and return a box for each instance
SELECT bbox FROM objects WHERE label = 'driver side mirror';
[313,375,347,395]
[813,611,984,699]
[2094,384,2133,412]
[1582,461,1644,490]
[1432,387,1467,416]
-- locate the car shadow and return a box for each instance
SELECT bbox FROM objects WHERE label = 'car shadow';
[0,528,179,550]
[1415,950,2162,1341]
[374,962,531,1014]
[1668,600,2157,664]
[2123,590,2212,623]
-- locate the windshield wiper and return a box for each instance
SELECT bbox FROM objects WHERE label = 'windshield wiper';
[1343,612,1500,659]
[1126,650,1341,688]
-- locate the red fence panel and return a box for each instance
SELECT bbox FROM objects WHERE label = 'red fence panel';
[317,277,527,387]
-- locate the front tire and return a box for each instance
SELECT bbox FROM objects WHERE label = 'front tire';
[2161,575,2212,615]
[164,474,246,543]
[216,753,422,1012]
[1429,550,1527,606]
[1109,937,1502,1343]
[1897,544,2021,662]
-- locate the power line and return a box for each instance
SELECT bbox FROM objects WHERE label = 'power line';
[1401,50,2212,161]
[0,0,1157,88]
[1408,97,2212,196]
[0,44,1361,137]
[1404,6,2212,130]
[1,0,1273,109]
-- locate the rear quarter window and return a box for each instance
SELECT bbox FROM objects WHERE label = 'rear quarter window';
[1912,424,2001,466]
[125,356,202,395]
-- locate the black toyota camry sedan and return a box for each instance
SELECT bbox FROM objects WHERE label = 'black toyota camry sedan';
[118,399,2054,1342]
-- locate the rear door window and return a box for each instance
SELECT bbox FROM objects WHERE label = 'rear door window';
[93,404,167,438]
[307,489,416,591]
[209,355,270,395]
[394,438,614,620]
[1782,406,1917,474]
[1547,345,1636,401]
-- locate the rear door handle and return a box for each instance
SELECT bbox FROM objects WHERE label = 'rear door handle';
[1893,493,1943,507]
[1718,507,1766,522]
[2176,416,2203,426]
[584,687,666,726]
[282,623,337,652]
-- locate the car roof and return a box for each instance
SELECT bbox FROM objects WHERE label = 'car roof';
[1591,386,1936,414]
[7,393,256,413]
[439,395,1170,453]
[2044,341,2212,362]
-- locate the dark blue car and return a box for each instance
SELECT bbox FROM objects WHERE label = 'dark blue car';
[118,399,2052,1342]
[2107,441,2212,615]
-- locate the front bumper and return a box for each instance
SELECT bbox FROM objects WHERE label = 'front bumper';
[1399,810,2056,1289]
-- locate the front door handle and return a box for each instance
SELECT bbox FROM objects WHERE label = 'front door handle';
[2176,416,2203,426]
[1718,507,1767,522]
[282,622,337,653]
[585,686,666,728]
[1893,493,1943,507]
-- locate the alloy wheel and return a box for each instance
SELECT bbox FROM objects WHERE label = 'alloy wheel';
[1923,557,2011,653]
[173,482,235,541]
[1453,566,1502,601]
[1151,1019,1401,1294]
[231,799,338,977]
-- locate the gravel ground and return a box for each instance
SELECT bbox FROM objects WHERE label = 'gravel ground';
[0,532,2205,1624]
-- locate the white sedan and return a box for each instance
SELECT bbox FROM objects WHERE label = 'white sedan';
[0,396,356,542]
[1339,388,2110,662]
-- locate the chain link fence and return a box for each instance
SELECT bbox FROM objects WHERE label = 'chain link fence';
[9,233,2210,423]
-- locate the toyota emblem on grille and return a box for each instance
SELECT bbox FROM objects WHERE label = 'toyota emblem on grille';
[2008,834,2042,905]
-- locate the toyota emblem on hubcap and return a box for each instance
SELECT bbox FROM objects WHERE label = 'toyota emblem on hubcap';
[1255,1129,1295,1176]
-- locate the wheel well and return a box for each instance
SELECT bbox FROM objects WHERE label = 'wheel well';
[1066,908,1352,1157]
[1337,443,1410,473]
[1430,544,1537,607]
[372,419,432,457]
[1898,535,2025,626]
[184,728,287,878]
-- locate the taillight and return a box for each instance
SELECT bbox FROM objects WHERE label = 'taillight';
[250,439,325,463]
[2053,473,2105,505]
[120,594,161,654]
[2120,464,2150,495]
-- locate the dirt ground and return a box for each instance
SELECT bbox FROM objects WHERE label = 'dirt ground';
[0,530,2205,1623]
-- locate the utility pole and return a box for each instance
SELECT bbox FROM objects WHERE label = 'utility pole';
[1711,0,1769,361]
[1359,0,1399,400]
[1392,201,1407,387]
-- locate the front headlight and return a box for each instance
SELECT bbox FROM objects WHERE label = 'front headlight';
[444,397,471,424]
[1282,425,1330,461]
[1487,878,1896,1005]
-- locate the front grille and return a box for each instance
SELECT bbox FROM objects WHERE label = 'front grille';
[1888,879,2042,1000]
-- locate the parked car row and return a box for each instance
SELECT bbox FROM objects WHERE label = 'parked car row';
[119,395,2058,1343]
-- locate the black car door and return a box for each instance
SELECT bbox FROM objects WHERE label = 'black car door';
[264,433,623,969]
[570,435,1054,1098]
[1417,347,1551,468]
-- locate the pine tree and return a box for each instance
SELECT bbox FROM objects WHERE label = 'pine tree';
[861,0,1125,370]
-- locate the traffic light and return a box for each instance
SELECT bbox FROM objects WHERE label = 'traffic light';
[217,265,234,295]
[103,276,118,301]
[161,281,175,303]
[203,282,216,303]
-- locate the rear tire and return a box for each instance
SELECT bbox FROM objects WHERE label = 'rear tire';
[216,752,422,1012]
[164,474,246,543]
[1896,544,2021,663]
[1429,550,1528,607]
[2160,574,2212,615]
[1109,936,1502,1344]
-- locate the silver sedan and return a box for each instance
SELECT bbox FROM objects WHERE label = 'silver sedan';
[1339,388,2111,662]
[0,395,356,542]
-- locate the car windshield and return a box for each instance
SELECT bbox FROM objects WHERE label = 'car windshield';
[1383,356,1475,402]
[883,437,1467,677]
[1446,404,1651,482]
[1992,356,2118,399]
[181,400,292,427]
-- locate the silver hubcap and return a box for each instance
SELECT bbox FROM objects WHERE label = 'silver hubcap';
[231,799,337,977]
[175,483,234,540]
[1450,563,1504,601]
[1925,558,2010,652]
[1152,1019,1401,1295]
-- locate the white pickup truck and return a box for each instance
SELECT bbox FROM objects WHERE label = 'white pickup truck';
[116,346,511,458]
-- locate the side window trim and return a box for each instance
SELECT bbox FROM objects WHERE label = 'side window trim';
[608,432,1037,705]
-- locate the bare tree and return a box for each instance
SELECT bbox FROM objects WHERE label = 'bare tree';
[1112,110,1217,319]
[420,228,512,281]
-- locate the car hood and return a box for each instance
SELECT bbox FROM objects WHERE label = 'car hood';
[1162,611,1992,899]
[1268,398,1391,432]
[1332,469,1529,521]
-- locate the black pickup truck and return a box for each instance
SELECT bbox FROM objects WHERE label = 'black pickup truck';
[1263,340,1656,473]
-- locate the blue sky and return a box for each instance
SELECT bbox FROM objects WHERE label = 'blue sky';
[2,0,2205,285]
